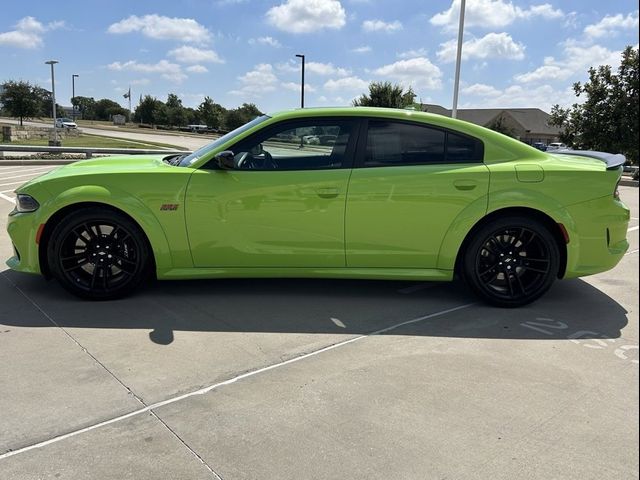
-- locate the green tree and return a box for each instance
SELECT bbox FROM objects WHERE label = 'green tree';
[164,93,186,127]
[197,96,226,129]
[71,96,96,120]
[223,103,263,130]
[486,115,517,138]
[353,81,416,108]
[134,95,164,124]
[94,98,127,120]
[0,80,41,125]
[549,46,639,164]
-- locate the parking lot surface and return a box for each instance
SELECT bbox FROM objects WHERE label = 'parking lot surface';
[0,164,638,479]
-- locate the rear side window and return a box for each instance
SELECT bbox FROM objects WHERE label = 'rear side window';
[364,120,483,167]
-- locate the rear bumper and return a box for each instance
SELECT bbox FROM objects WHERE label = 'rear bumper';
[562,196,630,278]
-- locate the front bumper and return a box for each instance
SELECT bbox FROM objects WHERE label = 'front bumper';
[6,210,42,275]
[562,196,630,278]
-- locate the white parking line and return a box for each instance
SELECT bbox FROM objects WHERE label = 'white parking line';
[628,226,639,232]
[0,166,54,176]
[0,301,473,460]
[625,249,639,256]
[0,192,16,204]
[0,171,53,181]
[0,180,35,188]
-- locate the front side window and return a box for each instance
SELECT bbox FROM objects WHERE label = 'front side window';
[228,119,355,171]
[364,120,483,167]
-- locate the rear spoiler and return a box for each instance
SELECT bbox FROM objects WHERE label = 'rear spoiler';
[552,149,626,170]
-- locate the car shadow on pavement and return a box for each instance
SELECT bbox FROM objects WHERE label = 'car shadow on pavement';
[0,270,629,345]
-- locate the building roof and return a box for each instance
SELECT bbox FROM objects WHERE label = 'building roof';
[421,104,559,136]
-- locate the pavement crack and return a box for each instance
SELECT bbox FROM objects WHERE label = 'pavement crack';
[2,273,225,477]
[1,272,147,406]
[148,410,224,480]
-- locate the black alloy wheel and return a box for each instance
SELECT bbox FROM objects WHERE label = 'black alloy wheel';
[48,208,150,299]
[463,216,560,307]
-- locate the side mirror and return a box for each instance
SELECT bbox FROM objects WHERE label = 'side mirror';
[215,150,235,169]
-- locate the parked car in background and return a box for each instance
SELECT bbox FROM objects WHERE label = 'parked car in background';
[532,142,547,151]
[55,118,77,129]
[546,142,567,151]
[7,107,630,307]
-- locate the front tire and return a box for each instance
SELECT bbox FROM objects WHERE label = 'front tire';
[462,216,560,307]
[47,208,151,300]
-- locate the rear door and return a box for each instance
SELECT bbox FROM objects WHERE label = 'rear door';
[345,118,490,268]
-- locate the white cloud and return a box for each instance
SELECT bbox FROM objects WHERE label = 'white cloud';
[186,65,209,73]
[107,60,188,83]
[248,36,282,47]
[514,44,621,84]
[397,48,428,59]
[362,19,402,32]
[461,83,501,96]
[437,33,525,62]
[372,57,443,90]
[430,0,563,31]
[324,76,369,92]
[351,45,372,53]
[306,62,350,76]
[107,15,211,43]
[281,81,317,93]
[167,45,223,64]
[230,63,279,97]
[460,84,576,111]
[276,60,300,73]
[266,0,346,33]
[0,16,64,49]
[584,11,639,39]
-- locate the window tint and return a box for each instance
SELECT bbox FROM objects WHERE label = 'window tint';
[364,120,483,167]
[229,120,354,171]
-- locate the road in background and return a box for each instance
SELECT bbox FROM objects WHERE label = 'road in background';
[1,118,213,151]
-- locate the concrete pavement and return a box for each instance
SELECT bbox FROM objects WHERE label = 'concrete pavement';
[0,168,637,479]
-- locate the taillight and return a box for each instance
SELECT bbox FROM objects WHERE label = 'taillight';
[614,179,621,200]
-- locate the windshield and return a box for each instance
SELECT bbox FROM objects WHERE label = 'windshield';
[179,115,271,167]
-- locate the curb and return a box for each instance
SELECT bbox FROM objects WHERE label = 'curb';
[620,178,639,187]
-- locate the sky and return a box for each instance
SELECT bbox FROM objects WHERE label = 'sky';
[0,0,638,113]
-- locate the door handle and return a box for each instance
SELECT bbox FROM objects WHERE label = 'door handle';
[316,187,339,198]
[453,180,478,191]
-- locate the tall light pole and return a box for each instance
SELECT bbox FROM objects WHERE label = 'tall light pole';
[72,74,79,120]
[451,0,466,119]
[45,60,59,145]
[295,54,305,108]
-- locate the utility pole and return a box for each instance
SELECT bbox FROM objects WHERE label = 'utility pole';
[451,0,466,119]
[45,60,60,145]
[72,74,79,120]
[295,54,305,108]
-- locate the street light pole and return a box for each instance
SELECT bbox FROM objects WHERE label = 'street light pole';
[72,74,79,120]
[295,54,305,108]
[45,60,59,145]
[451,0,466,119]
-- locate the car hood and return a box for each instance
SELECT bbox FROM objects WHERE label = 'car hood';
[18,154,183,190]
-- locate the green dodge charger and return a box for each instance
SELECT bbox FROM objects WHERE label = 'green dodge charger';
[6,107,630,306]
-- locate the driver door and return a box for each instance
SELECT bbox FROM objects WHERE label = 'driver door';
[185,118,358,268]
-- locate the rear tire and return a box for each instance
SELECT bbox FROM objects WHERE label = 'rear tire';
[462,216,560,307]
[47,208,151,300]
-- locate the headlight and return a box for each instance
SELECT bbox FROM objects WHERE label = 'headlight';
[14,194,40,213]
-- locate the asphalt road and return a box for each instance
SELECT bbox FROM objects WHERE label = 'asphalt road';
[0,118,213,151]
[0,165,637,480]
